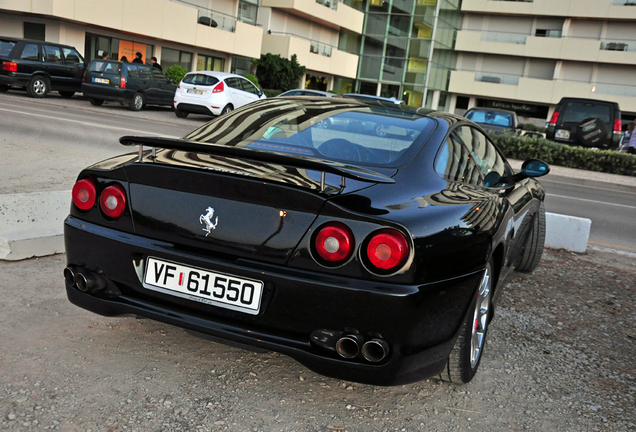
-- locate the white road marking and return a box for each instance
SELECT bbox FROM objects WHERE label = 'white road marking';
[0,107,179,137]
[547,193,636,210]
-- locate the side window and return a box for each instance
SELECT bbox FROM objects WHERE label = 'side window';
[457,126,511,187]
[138,66,152,79]
[225,77,240,89]
[20,43,40,61]
[151,68,166,81]
[62,47,83,66]
[434,136,481,185]
[43,45,62,64]
[239,78,259,95]
[126,65,139,78]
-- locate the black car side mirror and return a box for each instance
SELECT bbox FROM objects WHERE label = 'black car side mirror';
[512,159,550,182]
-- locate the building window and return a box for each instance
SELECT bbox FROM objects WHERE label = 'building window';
[162,48,193,71]
[231,56,253,75]
[197,54,225,72]
[84,33,153,63]
[238,0,258,25]
[24,22,45,41]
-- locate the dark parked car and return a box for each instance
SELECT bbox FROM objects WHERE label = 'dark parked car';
[464,107,521,136]
[64,97,549,386]
[82,60,176,111]
[546,97,622,149]
[0,36,85,98]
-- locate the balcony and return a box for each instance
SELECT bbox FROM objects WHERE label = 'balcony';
[449,70,636,112]
[462,0,636,19]
[262,32,358,78]
[261,0,363,33]
[456,30,636,65]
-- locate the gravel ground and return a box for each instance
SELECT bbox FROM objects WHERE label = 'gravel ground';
[0,248,634,432]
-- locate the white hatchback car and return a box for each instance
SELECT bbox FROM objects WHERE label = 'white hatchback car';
[173,71,265,118]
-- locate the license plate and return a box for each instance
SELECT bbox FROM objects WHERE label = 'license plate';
[187,88,203,95]
[555,129,570,139]
[143,257,263,315]
[93,77,109,84]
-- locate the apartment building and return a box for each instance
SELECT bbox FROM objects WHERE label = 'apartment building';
[0,0,362,87]
[449,0,636,124]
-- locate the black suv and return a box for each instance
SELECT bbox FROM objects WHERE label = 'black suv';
[0,36,85,98]
[546,97,622,150]
[82,60,176,111]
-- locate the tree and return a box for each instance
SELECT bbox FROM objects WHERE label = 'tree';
[165,65,188,84]
[254,53,306,92]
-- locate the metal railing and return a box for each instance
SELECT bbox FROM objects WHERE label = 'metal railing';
[316,0,338,10]
[268,32,337,57]
[600,40,633,52]
[481,32,527,44]
[169,0,242,32]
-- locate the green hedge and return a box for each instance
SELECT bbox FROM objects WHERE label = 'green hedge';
[263,89,282,98]
[492,135,636,177]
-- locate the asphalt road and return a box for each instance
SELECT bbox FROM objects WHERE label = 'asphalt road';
[1,90,635,252]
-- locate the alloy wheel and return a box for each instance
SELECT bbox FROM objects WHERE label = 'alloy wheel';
[470,264,492,366]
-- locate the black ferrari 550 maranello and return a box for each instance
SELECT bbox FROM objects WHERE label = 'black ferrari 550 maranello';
[64,97,549,385]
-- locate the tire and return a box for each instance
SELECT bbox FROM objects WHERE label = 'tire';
[129,93,145,111]
[516,203,546,272]
[174,108,188,118]
[220,105,233,115]
[575,117,609,147]
[59,91,75,98]
[89,98,104,106]
[27,76,49,98]
[439,260,493,384]
[0,84,9,93]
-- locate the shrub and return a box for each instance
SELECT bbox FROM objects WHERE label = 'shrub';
[243,74,260,89]
[165,65,188,84]
[263,89,282,98]
[492,135,636,177]
[254,53,306,92]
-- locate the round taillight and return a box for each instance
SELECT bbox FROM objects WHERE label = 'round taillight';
[366,229,409,272]
[314,222,354,265]
[72,178,96,211]
[99,184,127,219]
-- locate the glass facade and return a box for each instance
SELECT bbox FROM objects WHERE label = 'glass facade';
[347,0,461,108]
[84,33,153,64]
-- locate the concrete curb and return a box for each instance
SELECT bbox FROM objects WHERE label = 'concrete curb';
[0,191,70,261]
[1,191,594,261]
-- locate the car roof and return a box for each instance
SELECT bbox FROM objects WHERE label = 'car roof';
[341,93,405,104]
[185,71,242,79]
[557,97,620,108]
[0,36,78,50]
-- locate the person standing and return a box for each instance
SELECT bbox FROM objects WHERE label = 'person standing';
[133,52,143,64]
[150,56,162,71]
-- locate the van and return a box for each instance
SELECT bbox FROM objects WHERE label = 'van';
[546,97,622,150]
[82,60,177,111]
[0,36,85,98]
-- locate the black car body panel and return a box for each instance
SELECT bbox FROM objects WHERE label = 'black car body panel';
[546,97,622,149]
[82,60,176,107]
[64,98,548,385]
[0,36,85,95]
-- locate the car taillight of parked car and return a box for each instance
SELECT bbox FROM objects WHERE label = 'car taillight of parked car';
[365,229,409,273]
[614,119,622,134]
[100,184,127,219]
[120,76,126,89]
[213,81,224,93]
[72,178,97,211]
[2,61,17,72]
[548,111,559,127]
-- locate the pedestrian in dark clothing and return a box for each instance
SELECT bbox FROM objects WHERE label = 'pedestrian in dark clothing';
[101,52,109,60]
[133,52,143,64]
[151,56,162,71]
[120,56,129,63]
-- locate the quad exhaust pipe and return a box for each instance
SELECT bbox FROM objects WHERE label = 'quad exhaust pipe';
[361,338,390,363]
[64,267,106,293]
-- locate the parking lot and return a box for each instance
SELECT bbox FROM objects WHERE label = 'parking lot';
[0,90,635,432]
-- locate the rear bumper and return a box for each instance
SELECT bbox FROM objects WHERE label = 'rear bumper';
[82,83,131,102]
[174,101,218,116]
[64,216,482,385]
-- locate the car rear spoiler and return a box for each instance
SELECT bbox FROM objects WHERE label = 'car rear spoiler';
[119,136,394,191]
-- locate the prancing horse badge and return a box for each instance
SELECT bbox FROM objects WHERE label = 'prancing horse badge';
[199,207,219,236]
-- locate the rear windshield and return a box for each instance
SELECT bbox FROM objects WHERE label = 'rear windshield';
[0,40,16,56]
[561,102,611,124]
[465,110,513,128]
[184,100,436,168]
[88,61,120,74]
[182,74,220,86]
